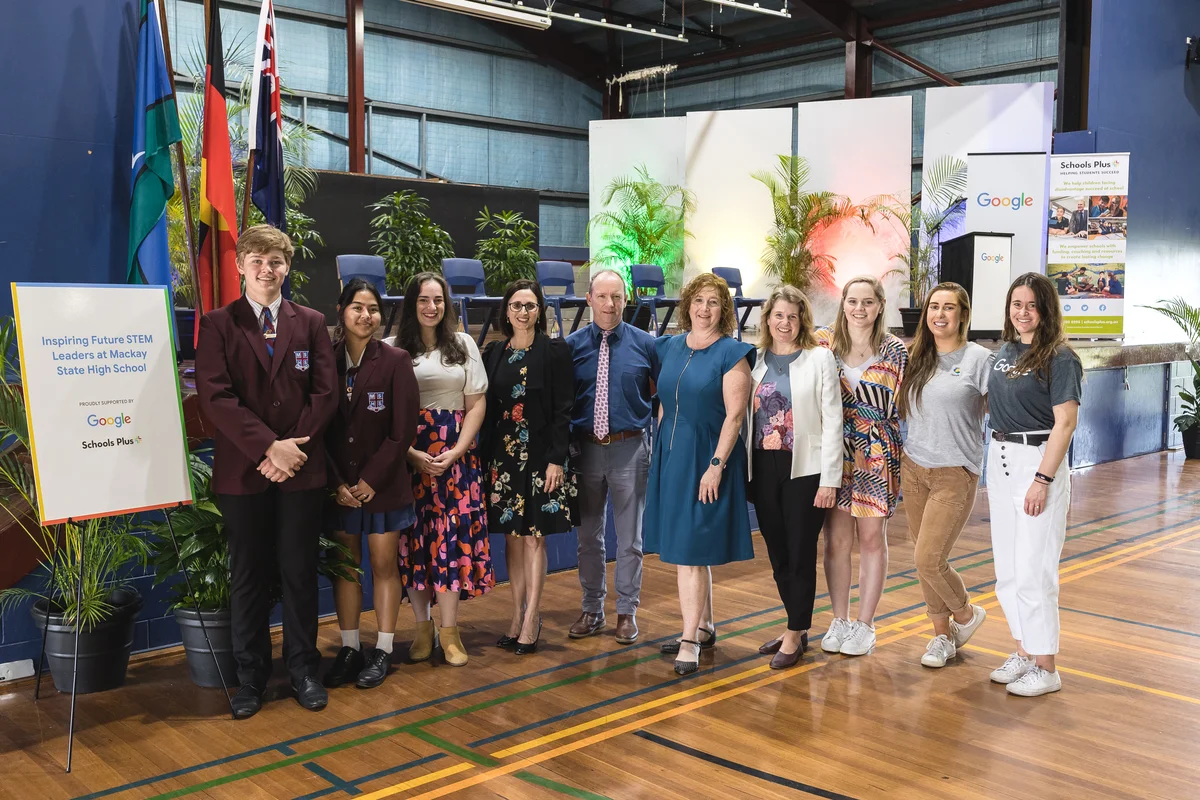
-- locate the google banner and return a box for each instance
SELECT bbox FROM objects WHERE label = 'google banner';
[11,284,192,525]
[1046,153,1130,337]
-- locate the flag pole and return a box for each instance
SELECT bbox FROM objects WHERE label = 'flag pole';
[155,0,201,313]
[240,150,256,234]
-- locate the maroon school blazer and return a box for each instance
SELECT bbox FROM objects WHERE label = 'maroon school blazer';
[325,338,420,512]
[195,296,338,495]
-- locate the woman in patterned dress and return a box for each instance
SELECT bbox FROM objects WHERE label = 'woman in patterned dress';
[815,275,908,658]
[480,280,578,656]
[395,272,493,667]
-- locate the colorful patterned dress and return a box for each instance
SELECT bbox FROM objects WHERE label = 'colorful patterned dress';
[815,327,908,518]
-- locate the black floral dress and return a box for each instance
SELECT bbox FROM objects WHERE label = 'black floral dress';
[486,344,579,537]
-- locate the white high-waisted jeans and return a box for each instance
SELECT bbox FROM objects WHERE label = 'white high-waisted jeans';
[986,437,1070,655]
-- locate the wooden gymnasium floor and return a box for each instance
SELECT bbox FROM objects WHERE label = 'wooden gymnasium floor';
[2,450,1199,800]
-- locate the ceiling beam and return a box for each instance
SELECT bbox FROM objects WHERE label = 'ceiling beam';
[869,36,961,86]
[792,0,857,41]
[493,26,609,88]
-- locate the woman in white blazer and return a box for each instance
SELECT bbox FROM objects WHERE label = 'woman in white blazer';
[745,284,843,669]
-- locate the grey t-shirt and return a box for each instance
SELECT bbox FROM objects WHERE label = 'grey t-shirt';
[904,343,993,473]
[987,341,1084,433]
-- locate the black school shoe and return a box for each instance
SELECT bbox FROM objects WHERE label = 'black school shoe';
[231,683,264,720]
[294,676,329,711]
[355,648,392,689]
[323,646,365,688]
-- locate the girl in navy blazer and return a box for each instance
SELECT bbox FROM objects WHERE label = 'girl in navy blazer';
[322,278,420,690]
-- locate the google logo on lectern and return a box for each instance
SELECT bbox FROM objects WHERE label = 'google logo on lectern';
[979,253,1006,263]
[87,413,132,428]
[976,192,1035,210]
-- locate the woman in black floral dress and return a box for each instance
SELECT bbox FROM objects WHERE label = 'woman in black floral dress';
[481,280,578,655]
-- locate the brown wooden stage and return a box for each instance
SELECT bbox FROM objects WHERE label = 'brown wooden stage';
[2,450,1199,799]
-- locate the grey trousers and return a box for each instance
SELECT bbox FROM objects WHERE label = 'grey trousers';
[576,433,649,615]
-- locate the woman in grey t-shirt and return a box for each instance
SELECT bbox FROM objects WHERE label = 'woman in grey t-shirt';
[985,273,1082,698]
[897,283,991,670]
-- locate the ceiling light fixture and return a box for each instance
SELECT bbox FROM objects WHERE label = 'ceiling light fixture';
[486,0,689,42]
[696,0,791,19]
[402,0,552,29]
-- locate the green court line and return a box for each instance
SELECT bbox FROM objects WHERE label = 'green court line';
[513,771,615,800]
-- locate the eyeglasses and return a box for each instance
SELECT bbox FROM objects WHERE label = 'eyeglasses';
[508,302,539,313]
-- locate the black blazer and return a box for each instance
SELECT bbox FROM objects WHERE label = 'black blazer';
[480,332,574,469]
[196,296,338,495]
[325,338,420,512]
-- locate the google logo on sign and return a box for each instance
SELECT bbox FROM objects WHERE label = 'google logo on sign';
[88,414,132,428]
[976,192,1035,210]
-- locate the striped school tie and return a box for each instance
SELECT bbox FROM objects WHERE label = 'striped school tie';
[261,307,276,357]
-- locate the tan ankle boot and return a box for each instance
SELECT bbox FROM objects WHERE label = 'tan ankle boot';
[440,626,468,666]
[409,620,435,662]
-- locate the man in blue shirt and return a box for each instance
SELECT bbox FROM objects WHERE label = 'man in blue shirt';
[566,269,659,644]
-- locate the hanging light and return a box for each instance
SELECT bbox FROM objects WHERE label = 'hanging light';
[401,0,552,29]
[696,0,790,18]
[487,0,689,41]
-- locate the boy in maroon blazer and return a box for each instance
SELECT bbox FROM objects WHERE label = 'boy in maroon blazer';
[195,225,337,719]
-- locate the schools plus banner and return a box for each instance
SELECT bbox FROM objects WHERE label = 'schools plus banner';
[965,152,1050,283]
[11,284,192,525]
[1046,153,1130,337]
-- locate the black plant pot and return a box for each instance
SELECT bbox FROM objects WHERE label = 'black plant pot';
[1182,426,1200,460]
[899,307,923,338]
[174,607,237,688]
[31,588,143,695]
[174,306,196,361]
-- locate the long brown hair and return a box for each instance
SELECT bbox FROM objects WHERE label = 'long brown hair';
[679,273,737,337]
[397,272,467,366]
[897,282,970,418]
[830,275,887,360]
[758,284,817,352]
[1002,272,1075,383]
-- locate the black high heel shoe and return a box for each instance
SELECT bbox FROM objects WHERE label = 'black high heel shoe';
[514,618,542,656]
[661,627,716,655]
[498,604,528,647]
[673,639,702,676]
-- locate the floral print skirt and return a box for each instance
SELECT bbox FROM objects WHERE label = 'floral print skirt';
[400,408,494,600]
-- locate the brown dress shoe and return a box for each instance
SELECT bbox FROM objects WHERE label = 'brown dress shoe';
[769,647,804,670]
[615,614,639,644]
[568,612,606,639]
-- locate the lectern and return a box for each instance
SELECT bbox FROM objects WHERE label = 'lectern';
[939,231,1014,340]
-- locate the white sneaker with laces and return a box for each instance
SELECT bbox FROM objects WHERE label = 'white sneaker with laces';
[1006,666,1062,696]
[949,604,987,648]
[989,652,1035,684]
[839,621,876,656]
[821,618,851,653]
[920,634,956,668]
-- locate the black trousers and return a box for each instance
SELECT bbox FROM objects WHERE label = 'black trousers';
[217,487,325,687]
[750,450,826,632]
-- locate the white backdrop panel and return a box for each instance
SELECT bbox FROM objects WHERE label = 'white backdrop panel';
[797,96,912,326]
[588,117,687,261]
[685,109,793,305]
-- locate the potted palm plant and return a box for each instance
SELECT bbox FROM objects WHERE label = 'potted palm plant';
[368,190,455,293]
[0,318,148,694]
[1144,297,1200,459]
[475,207,539,295]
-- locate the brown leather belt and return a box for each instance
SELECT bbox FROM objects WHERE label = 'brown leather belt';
[583,429,645,446]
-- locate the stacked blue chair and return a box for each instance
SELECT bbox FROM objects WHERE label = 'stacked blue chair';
[441,258,505,346]
[630,264,679,336]
[536,260,587,336]
[335,255,404,339]
[712,267,765,341]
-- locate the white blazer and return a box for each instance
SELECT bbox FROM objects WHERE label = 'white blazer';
[744,346,843,487]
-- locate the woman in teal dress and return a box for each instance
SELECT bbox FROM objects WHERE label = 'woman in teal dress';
[644,273,754,676]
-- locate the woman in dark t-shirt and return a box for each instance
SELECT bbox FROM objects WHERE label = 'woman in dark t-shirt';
[985,273,1082,698]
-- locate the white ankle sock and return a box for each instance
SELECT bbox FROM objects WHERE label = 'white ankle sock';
[341,629,361,650]
[376,632,395,654]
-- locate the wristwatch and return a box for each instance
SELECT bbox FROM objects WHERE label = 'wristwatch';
[710,456,724,469]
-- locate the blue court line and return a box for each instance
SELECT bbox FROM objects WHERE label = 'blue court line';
[301,763,360,796]
[76,497,1190,800]
[292,754,447,800]
[277,745,297,755]
[1060,607,1200,639]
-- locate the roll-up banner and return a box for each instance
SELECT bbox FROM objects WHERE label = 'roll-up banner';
[1046,153,1130,338]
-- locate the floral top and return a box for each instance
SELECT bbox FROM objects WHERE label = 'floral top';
[753,350,803,451]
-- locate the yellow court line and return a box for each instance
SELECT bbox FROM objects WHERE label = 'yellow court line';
[355,763,475,800]
[368,523,1200,800]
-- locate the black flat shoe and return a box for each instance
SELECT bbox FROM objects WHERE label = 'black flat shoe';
[293,676,329,711]
[355,648,392,689]
[661,627,716,655]
[514,619,542,656]
[673,640,702,676]
[231,683,264,720]
[496,633,519,648]
[323,646,366,688]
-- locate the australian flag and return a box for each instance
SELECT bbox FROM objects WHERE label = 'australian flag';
[247,0,286,233]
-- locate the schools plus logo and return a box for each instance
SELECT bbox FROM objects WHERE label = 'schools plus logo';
[976,192,1035,211]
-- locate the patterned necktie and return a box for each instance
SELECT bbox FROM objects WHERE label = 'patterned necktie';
[594,329,611,439]
[261,307,275,357]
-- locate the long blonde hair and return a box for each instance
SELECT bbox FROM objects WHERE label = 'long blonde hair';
[830,275,887,360]
[758,284,817,351]
[897,282,970,419]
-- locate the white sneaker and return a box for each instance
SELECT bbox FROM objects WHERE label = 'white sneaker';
[1006,666,1062,697]
[920,634,957,668]
[820,618,851,653]
[839,621,876,656]
[989,652,1036,684]
[949,604,987,648]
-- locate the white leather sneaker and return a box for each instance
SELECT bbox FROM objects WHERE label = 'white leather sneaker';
[949,604,987,648]
[821,618,851,653]
[920,634,957,668]
[1006,666,1062,696]
[839,621,876,656]
[989,652,1036,684]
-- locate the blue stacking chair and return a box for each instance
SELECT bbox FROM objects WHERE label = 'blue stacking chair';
[335,255,404,339]
[536,260,587,336]
[712,267,765,341]
[441,258,504,346]
[630,264,679,336]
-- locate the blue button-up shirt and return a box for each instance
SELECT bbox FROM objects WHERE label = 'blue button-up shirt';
[567,321,659,434]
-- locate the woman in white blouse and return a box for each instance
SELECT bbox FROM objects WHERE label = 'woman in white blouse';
[745,285,842,669]
[394,272,493,667]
